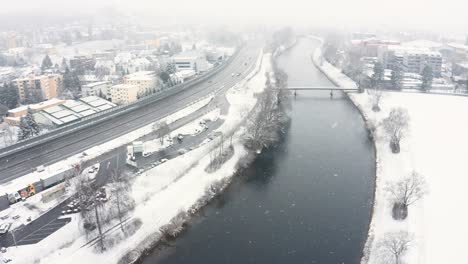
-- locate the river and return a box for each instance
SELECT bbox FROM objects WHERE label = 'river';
[141,37,375,264]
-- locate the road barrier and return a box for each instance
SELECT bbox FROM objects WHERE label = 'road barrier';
[0,46,243,159]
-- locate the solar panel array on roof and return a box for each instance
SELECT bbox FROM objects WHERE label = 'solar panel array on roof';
[37,96,117,127]
[80,96,100,103]
[51,109,75,119]
[71,104,91,113]
[44,106,64,114]
[63,100,81,108]
[80,109,97,116]
[97,104,113,111]
[60,115,79,123]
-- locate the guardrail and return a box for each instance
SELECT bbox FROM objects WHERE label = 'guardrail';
[0,46,243,159]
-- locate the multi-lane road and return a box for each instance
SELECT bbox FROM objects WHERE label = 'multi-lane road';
[0,41,262,183]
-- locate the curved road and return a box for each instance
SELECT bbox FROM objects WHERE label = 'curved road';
[0,42,262,183]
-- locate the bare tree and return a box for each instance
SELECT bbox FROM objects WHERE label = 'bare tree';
[369,87,383,112]
[110,157,135,232]
[385,171,427,220]
[378,231,413,264]
[381,108,410,153]
[153,121,171,144]
[73,175,106,252]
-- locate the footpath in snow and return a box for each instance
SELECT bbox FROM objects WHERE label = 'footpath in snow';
[2,50,269,264]
[312,35,468,264]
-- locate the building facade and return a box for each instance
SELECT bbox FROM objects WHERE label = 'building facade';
[172,51,212,73]
[13,74,63,103]
[123,71,159,94]
[81,81,112,99]
[110,84,140,105]
[379,46,442,77]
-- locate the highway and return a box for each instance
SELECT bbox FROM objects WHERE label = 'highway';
[0,42,262,183]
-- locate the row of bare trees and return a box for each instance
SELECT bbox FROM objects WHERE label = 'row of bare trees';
[73,157,135,252]
[243,60,291,153]
[367,90,428,263]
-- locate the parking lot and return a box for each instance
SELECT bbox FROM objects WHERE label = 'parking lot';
[13,218,71,246]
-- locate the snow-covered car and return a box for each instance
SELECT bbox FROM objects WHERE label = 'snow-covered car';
[142,152,152,157]
[36,165,45,172]
[178,148,187,155]
[160,158,168,163]
[88,168,95,173]
[0,223,11,234]
[177,135,184,141]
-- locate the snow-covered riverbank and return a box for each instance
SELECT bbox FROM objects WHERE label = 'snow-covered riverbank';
[312,37,468,264]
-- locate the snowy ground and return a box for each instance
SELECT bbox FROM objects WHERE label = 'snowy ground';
[351,91,468,264]
[312,35,468,264]
[1,49,268,264]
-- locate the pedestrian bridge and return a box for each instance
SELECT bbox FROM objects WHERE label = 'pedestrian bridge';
[284,86,360,92]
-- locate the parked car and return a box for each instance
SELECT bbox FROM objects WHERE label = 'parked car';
[143,152,152,158]
[0,223,11,234]
[160,158,168,163]
[36,165,45,172]
[178,148,187,155]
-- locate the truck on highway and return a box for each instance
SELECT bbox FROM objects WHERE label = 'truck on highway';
[7,192,21,204]
[41,173,66,189]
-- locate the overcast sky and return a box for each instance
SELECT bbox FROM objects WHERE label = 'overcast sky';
[1,0,467,32]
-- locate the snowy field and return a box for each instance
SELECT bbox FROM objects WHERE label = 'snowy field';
[351,91,468,264]
[1,49,267,264]
[312,35,468,264]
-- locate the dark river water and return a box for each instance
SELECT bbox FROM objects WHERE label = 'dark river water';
[142,37,375,264]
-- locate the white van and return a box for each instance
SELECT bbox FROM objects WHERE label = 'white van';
[36,165,45,172]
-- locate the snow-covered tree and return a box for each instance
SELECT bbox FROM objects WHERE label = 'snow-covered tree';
[421,65,433,91]
[17,108,40,140]
[62,67,81,99]
[153,121,171,144]
[165,62,176,74]
[391,64,403,90]
[110,161,135,232]
[369,87,383,112]
[41,54,53,71]
[244,72,290,152]
[378,231,413,264]
[385,171,427,220]
[371,62,384,87]
[0,82,19,109]
[381,107,409,153]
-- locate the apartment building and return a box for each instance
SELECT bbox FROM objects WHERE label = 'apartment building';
[82,81,112,99]
[110,84,140,105]
[13,74,63,102]
[379,46,442,77]
[123,71,159,94]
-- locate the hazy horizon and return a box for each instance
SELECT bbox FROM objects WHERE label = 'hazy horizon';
[0,0,467,33]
